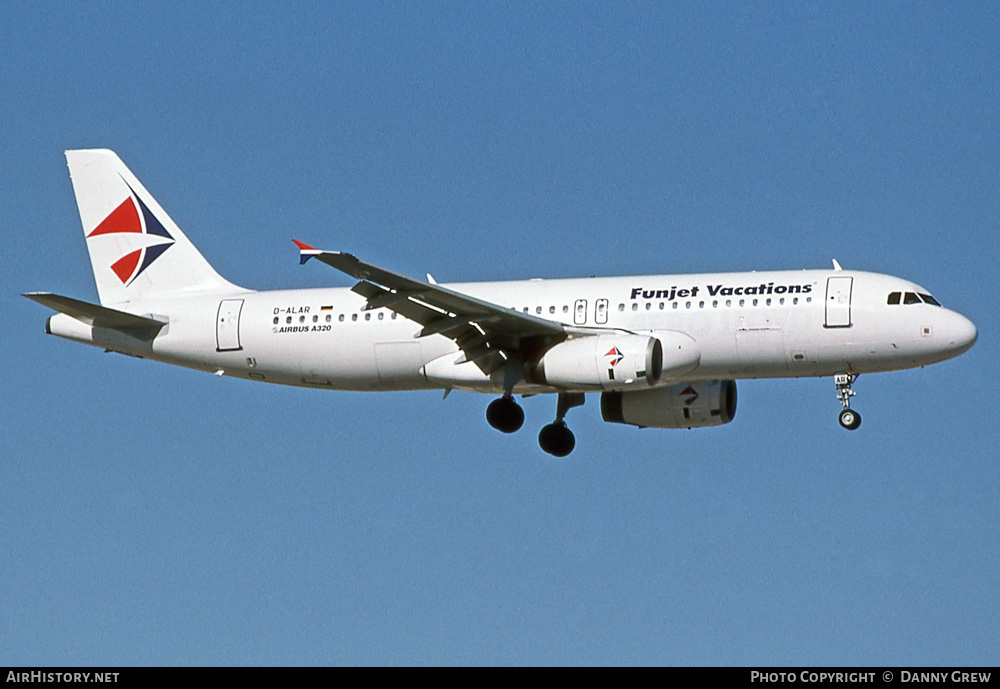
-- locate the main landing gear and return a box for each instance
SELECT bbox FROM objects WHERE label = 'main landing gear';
[486,395,524,434]
[834,373,862,430]
[538,393,585,458]
[487,362,527,434]
[485,392,585,457]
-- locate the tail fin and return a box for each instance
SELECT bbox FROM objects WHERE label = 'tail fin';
[66,149,242,306]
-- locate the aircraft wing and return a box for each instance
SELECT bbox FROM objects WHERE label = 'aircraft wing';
[294,241,567,373]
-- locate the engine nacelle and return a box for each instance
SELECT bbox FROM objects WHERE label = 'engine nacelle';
[532,334,662,391]
[601,380,737,428]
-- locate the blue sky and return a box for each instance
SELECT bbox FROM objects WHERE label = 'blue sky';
[2,2,997,666]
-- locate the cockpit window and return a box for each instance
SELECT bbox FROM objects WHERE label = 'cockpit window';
[889,291,940,306]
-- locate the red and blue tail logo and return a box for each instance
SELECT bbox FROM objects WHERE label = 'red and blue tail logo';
[86,181,174,285]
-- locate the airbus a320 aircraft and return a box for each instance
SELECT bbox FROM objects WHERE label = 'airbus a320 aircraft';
[25,150,978,456]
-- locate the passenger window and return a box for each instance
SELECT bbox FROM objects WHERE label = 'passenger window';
[904,292,921,305]
[887,292,901,305]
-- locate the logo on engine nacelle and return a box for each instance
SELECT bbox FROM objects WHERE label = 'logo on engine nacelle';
[605,347,624,367]
[680,385,699,405]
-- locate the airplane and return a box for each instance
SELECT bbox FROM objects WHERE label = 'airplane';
[24,149,978,456]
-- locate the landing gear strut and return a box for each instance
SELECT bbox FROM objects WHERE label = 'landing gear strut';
[487,360,527,434]
[834,373,861,430]
[538,393,585,457]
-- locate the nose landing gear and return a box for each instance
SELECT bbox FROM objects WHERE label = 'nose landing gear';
[834,373,861,430]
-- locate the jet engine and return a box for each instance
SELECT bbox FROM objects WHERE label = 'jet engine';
[601,380,737,428]
[531,334,662,390]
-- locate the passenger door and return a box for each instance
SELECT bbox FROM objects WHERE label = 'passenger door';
[824,277,853,328]
[216,299,244,351]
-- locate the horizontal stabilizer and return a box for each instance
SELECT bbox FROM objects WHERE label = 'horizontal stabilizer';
[23,292,166,331]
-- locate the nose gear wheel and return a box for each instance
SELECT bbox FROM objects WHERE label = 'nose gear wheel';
[834,374,861,430]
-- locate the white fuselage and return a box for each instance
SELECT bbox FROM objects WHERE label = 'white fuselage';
[35,149,979,453]
[47,268,978,394]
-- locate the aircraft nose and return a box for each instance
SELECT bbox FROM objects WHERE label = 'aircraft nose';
[945,311,977,356]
